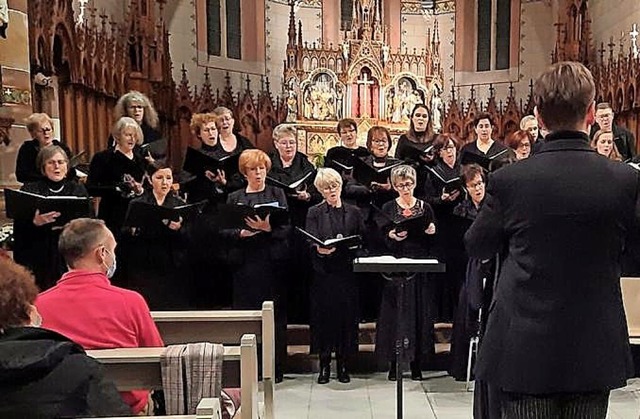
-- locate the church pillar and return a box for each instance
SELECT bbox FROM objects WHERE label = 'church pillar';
[0,0,33,188]
[322,0,340,47]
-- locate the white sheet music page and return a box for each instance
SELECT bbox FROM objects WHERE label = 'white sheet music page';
[354,256,440,264]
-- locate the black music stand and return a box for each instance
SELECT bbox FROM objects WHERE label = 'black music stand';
[354,256,446,419]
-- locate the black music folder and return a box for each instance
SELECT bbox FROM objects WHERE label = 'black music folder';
[123,200,207,228]
[373,205,433,237]
[352,158,403,187]
[4,188,92,226]
[460,148,510,171]
[401,142,435,163]
[182,147,240,178]
[426,166,464,194]
[140,138,169,158]
[325,158,354,172]
[266,171,315,194]
[215,202,288,229]
[295,227,362,249]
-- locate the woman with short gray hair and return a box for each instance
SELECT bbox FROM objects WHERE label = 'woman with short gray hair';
[375,164,437,382]
[305,167,365,385]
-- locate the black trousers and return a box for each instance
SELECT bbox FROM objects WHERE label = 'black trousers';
[500,391,610,419]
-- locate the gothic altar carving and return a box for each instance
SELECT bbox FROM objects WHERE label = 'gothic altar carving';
[282,0,444,160]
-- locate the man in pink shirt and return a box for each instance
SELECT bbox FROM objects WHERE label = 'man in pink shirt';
[36,218,164,415]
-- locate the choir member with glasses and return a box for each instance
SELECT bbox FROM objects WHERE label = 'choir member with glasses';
[110,90,161,147]
[375,165,437,382]
[505,130,532,161]
[268,124,320,324]
[592,102,636,161]
[305,168,366,385]
[324,118,370,176]
[212,106,255,160]
[424,134,465,321]
[12,145,88,290]
[16,113,73,183]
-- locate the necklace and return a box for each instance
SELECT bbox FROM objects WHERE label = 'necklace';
[48,184,64,193]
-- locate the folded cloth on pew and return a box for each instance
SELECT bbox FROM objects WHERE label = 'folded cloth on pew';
[161,343,224,415]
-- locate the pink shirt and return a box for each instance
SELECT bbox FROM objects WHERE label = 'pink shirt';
[36,269,164,414]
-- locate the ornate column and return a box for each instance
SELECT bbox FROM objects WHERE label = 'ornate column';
[0,0,33,189]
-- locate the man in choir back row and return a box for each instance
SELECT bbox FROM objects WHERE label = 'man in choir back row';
[466,61,640,418]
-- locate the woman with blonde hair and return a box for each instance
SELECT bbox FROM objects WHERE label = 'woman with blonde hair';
[305,168,365,384]
[16,113,72,183]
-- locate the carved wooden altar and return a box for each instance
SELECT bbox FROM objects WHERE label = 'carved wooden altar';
[282,0,444,161]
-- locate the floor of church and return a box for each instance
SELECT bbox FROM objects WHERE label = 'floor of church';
[272,374,640,418]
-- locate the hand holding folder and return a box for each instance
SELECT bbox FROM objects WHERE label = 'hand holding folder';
[123,200,207,228]
[183,147,240,179]
[4,189,92,226]
[295,226,362,249]
[373,205,433,237]
[352,158,402,188]
[216,202,288,230]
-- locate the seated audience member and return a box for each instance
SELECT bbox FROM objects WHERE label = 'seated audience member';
[36,218,164,415]
[505,130,532,161]
[0,258,129,417]
[591,129,623,161]
[16,113,72,183]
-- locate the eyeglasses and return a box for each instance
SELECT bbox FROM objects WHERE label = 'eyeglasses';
[371,139,388,145]
[127,105,144,110]
[394,182,414,190]
[45,159,67,166]
[467,180,484,189]
[277,140,296,146]
[597,113,613,119]
[38,127,53,133]
[443,145,456,150]
[322,183,340,192]
[518,142,531,149]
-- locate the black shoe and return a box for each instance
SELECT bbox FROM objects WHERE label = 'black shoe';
[337,361,350,383]
[275,371,284,383]
[387,362,397,381]
[317,357,331,384]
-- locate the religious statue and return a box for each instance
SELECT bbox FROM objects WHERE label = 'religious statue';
[342,41,350,61]
[286,91,298,122]
[381,45,390,66]
[431,85,443,133]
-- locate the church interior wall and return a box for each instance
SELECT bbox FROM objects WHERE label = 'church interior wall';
[589,0,640,55]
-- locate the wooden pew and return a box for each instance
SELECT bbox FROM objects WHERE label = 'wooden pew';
[102,397,222,419]
[151,301,275,419]
[88,334,259,419]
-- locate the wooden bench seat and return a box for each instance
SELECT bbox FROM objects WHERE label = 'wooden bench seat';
[88,334,259,419]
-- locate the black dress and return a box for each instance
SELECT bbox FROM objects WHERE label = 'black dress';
[306,202,365,358]
[12,179,88,290]
[268,151,320,324]
[86,149,147,236]
[15,139,73,183]
[344,155,399,321]
[222,185,290,374]
[460,140,508,160]
[125,191,190,310]
[375,199,436,366]
[324,145,370,175]
[212,134,255,192]
[424,159,466,321]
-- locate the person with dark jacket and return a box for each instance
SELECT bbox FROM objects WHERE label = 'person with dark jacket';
[592,102,636,161]
[466,62,640,418]
[15,113,72,183]
[0,258,128,418]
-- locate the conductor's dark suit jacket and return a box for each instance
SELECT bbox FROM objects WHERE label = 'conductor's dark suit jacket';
[465,130,640,394]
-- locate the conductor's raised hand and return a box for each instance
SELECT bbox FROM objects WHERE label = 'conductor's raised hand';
[389,229,408,241]
[245,213,272,232]
[33,209,61,226]
[316,245,337,255]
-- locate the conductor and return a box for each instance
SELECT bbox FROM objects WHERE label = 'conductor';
[465,61,640,418]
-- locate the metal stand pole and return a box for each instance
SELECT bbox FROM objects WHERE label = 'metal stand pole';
[395,278,404,419]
